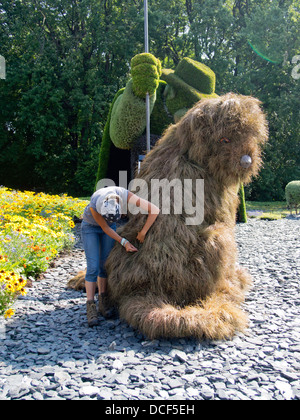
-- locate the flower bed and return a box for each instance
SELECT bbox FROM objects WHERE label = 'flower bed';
[0,187,88,318]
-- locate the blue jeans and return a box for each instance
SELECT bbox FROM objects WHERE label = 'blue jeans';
[81,220,116,282]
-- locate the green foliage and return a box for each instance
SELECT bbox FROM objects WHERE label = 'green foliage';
[246,201,289,218]
[109,80,156,150]
[285,181,300,212]
[150,80,173,135]
[96,87,125,186]
[174,58,216,94]
[0,0,141,196]
[131,53,162,98]
[238,183,247,223]
[258,213,283,221]
[0,0,299,201]
[161,69,217,115]
[131,53,162,72]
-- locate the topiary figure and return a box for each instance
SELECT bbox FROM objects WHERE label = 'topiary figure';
[105,93,269,341]
[96,53,247,222]
[285,181,300,214]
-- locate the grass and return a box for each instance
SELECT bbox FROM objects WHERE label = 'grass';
[246,201,290,220]
[78,196,291,221]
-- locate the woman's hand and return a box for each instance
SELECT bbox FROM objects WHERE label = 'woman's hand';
[127,192,160,244]
[125,241,138,253]
[136,231,146,243]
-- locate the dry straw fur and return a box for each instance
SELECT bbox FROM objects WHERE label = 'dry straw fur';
[69,93,268,340]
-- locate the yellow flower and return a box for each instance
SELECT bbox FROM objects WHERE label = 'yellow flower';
[4,308,15,318]
[5,283,14,292]
[10,215,27,223]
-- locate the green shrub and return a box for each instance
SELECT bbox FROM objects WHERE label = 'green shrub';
[161,69,217,115]
[150,80,172,135]
[109,80,156,150]
[131,53,162,99]
[174,57,216,94]
[285,181,300,214]
[96,88,125,185]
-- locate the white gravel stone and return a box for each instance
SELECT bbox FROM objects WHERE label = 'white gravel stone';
[0,219,299,400]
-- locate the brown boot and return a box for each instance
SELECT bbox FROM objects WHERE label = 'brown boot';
[86,300,98,327]
[98,293,115,319]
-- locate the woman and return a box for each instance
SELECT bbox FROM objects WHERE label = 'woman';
[81,185,160,327]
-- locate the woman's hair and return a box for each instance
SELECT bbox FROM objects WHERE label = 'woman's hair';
[97,194,122,222]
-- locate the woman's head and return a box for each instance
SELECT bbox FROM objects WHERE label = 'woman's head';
[97,194,122,223]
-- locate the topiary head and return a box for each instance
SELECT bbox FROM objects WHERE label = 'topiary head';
[175,93,269,186]
[161,58,218,120]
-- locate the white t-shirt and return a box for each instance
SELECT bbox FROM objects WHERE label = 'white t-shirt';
[83,186,128,226]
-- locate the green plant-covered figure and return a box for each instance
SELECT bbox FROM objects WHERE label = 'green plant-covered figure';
[285,181,300,214]
[96,53,247,222]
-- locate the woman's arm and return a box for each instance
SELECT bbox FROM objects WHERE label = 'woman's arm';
[128,192,160,243]
[90,208,137,252]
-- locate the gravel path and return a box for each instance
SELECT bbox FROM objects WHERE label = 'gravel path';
[0,218,299,400]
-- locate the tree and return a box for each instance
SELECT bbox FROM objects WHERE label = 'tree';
[0,0,143,195]
[0,0,299,199]
[234,0,300,200]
